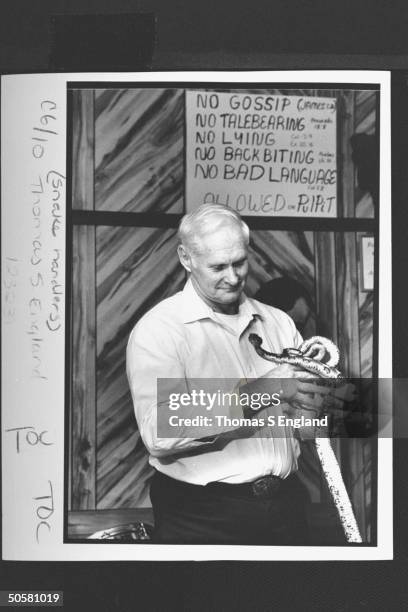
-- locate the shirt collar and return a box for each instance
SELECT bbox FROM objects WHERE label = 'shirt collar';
[180,278,262,326]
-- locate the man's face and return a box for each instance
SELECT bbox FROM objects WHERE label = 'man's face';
[179,224,249,314]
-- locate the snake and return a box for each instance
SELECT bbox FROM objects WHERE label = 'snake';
[248,334,341,379]
[249,333,362,544]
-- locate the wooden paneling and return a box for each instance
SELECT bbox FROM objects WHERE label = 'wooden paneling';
[95,226,185,508]
[72,90,94,211]
[355,90,376,135]
[355,91,376,218]
[359,292,374,377]
[248,230,315,297]
[94,89,184,214]
[249,229,317,339]
[348,438,367,538]
[338,91,375,540]
[335,232,360,377]
[355,230,374,540]
[357,231,374,377]
[314,230,344,502]
[335,230,367,538]
[71,90,96,508]
[338,90,356,218]
[71,225,96,509]
[314,232,338,342]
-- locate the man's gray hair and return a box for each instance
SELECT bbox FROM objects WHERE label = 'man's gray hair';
[178,204,250,251]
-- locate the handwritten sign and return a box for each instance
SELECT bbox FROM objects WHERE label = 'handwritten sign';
[186,91,337,217]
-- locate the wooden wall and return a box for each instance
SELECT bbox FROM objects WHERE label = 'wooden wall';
[94,89,184,214]
[69,86,378,541]
[96,226,184,508]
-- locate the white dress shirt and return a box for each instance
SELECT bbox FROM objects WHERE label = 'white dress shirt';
[126,279,303,485]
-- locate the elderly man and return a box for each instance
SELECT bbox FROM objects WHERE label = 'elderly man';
[126,204,327,544]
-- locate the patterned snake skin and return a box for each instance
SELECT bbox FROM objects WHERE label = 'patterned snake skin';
[249,333,362,543]
[248,334,341,379]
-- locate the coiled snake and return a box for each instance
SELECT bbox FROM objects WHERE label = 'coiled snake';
[249,333,362,544]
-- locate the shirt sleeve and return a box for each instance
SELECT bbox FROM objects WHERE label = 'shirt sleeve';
[126,313,221,458]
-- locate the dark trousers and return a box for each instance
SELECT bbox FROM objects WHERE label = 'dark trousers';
[150,470,309,545]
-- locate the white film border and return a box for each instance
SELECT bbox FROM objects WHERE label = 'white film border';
[1,71,392,560]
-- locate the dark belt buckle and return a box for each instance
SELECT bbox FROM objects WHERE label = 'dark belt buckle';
[251,475,281,498]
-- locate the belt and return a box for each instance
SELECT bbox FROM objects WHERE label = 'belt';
[206,474,285,499]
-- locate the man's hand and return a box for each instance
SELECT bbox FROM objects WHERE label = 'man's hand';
[282,373,357,425]
[261,363,331,416]
[285,381,332,419]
